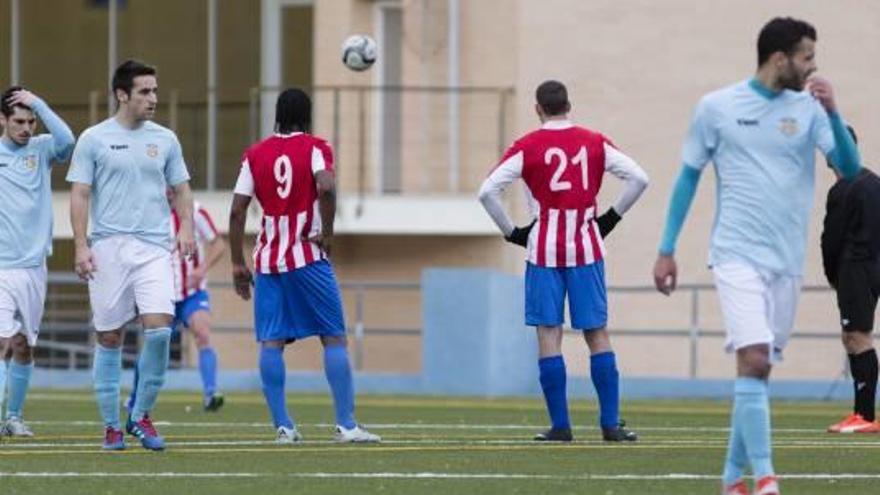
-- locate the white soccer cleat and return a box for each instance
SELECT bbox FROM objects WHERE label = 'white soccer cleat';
[275,425,303,444]
[334,424,381,443]
[4,417,34,437]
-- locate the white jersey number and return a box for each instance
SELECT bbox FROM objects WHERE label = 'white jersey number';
[545,146,589,192]
[274,155,293,198]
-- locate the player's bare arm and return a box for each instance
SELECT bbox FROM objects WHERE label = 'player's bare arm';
[189,235,226,290]
[309,170,337,256]
[70,182,96,281]
[229,193,253,300]
[173,181,196,257]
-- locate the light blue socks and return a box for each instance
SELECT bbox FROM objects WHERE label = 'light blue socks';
[723,377,774,483]
[6,360,33,419]
[0,360,7,419]
[93,344,122,429]
[198,347,218,400]
[131,327,172,421]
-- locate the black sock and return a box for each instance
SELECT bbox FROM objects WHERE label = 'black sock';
[848,348,878,422]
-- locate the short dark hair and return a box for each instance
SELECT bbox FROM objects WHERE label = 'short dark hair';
[757,17,817,66]
[1,86,28,117]
[112,59,157,100]
[536,80,570,116]
[275,88,311,134]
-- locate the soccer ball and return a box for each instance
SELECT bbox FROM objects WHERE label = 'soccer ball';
[341,34,377,72]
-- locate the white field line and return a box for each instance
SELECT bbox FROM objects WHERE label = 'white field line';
[24,421,824,434]
[2,472,880,481]
[4,438,880,449]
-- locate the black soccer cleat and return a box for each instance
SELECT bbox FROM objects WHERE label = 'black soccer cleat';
[602,420,638,442]
[533,427,573,442]
[203,394,225,412]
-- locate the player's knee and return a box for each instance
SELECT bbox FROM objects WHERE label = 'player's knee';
[96,331,123,349]
[10,335,33,364]
[842,331,872,354]
[321,335,347,347]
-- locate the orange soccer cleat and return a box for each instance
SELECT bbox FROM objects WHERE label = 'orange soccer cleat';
[827,413,880,433]
[721,478,748,495]
[753,475,779,495]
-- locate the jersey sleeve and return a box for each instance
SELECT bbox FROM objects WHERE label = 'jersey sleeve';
[311,141,334,175]
[194,206,219,242]
[65,131,96,185]
[681,96,718,170]
[811,100,836,156]
[233,154,255,196]
[164,134,191,186]
[477,141,526,237]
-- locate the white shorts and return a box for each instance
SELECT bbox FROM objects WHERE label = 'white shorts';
[0,264,47,346]
[712,261,802,357]
[89,236,175,331]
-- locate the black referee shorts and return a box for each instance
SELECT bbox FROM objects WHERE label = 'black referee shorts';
[836,260,880,332]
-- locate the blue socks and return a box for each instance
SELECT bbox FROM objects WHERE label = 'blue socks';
[259,346,293,429]
[199,347,218,399]
[538,355,570,430]
[727,377,774,480]
[323,345,356,429]
[6,361,33,419]
[131,327,172,421]
[93,344,122,429]
[590,351,620,429]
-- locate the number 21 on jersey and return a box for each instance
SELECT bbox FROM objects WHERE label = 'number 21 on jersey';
[544,146,588,192]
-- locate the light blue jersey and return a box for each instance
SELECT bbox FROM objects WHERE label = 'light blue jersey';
[682,80,836,275]
[0,98,75,268]
[66,118,190,250]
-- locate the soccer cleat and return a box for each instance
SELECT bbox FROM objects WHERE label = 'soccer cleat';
[602,420,638,442]
[533,427,573,442]
[721,479,749,495]
[102,426,126,451]
[275,425,303,444]
[126,414,165,451]
[203,393,225,412]
[827,413,880,433]
[3,417,34,437]
[753,475,780,495]
[334,424,381,443]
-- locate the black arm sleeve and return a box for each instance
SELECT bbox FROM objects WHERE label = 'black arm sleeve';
[821,183,848,288]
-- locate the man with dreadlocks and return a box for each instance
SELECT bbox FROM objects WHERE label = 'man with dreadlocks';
[228,88,380,444]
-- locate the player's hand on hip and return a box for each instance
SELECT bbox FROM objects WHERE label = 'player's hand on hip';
[188,267,206,290]
[74,246,97,281]
[232,264,253,301]
[806,76,837,114]
[5,89,36,108]
[653,254,678,296]
[307,232,333,256]
[505,219,536,248]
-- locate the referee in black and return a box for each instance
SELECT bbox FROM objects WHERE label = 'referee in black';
[822,126,880,433]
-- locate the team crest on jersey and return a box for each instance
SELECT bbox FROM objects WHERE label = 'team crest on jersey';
[24,154,37,170]
[778,117,799,137]
[146,144,159,158]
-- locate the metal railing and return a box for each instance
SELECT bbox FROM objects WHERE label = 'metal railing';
[38,274,840,376]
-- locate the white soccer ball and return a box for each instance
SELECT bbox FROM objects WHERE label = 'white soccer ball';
[341,34,377,72]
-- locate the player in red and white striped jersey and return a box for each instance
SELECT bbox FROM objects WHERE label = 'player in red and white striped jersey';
[479,80,649,443]
[128,190,227,413]
[229,88,379,444]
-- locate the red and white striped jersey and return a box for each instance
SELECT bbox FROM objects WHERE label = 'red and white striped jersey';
[483,121,620,268]
[171,201,220,301]
[233,132,332,274]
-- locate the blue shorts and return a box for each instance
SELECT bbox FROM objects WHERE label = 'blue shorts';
[525,261,607,330]
[173,290,211,329]
[254,259,346,342]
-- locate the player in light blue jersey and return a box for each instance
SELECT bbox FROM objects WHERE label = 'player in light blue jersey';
[0,87,74,439]
[67,60,196,451]
[653,18,860,495]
